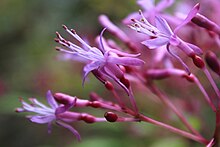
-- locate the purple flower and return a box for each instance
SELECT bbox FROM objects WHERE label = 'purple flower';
[16,90,81,141]
[130,3,203,73]
[123,0,174,24]
[55,26,145,94]
[131,3,201,53]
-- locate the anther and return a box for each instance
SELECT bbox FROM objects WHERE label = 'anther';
[54,38,60,43]
[62,24,68,30]
[71,29,76,34]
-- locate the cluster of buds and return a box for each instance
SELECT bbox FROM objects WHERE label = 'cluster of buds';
[16,0,220,146]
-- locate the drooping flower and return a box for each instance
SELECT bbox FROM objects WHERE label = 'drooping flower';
[55,26,144,93]
[16,90,81,141]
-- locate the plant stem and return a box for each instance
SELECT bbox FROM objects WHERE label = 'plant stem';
[148,82,204,137]
[213,110,220,147]
[138,113,209,144]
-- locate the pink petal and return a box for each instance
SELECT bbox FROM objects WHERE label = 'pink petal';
[46,90,58,109]
[108,56,145,66]
[187,43,203,55]
[82,61,102,86]
[55,98,76,115]
[137,0,155,11]
[108,49,141,57]
[122,12,140,24]
[56,121,81,141]
[29,115,54,124]
[141,37,169,49]
[156,0,174,12]
[174,3,200,34]
[155,16,173,36]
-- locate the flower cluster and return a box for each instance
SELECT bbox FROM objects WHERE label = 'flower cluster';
[16,0,220,146]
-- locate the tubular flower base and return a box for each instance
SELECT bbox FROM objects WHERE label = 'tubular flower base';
[16,0,220,146]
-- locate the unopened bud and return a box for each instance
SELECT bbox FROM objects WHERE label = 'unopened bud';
[81,114,95,123]
[205,51,220,75]
[192,55,205,69]
[119,65,126,73]
[120,76,130,88]
[89,101,101,108]
[182,74,195,82]
[89,92,103,101]
[105,81,114,91]
[104,112,118,122]
[145,70,170,80]
[54,93,75,105]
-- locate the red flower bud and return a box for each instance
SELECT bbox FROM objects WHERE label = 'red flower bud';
[120,76,130,88]
[192,55,205,69]
[104,112,118,122]
[205,51,220,75]
[81,115,95,123]
[105,81,114,91]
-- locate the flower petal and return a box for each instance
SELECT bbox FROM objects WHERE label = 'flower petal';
[82,61,102,86]
[137,0,155,11]
[29,115,55,124]
[108,49,141,57]
[155,0,174,12]
[55,98,76,115]
[186,42,203,55]
[56,121,81,141]
[155,16,173,36]
[174,3,200,34]
[108,56,145,66]
[46,90,58,109]
[141,37,169,49]
[122,12,141,24]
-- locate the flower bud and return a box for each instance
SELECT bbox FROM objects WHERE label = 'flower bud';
[105,81,114,91]
[182,74,195,82]
[81,114,96,123]
[89,101,101,108]
[145,70,170,80]
[205,51,220,75]
[104,112,118,122]
[192,55,205,69]
[120,76,130,88]
[89,92,103,101]
[54,93,75,105]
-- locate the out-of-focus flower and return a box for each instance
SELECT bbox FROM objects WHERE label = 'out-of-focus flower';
[123,0,174,24]
[16,90,81,141]
[55,26,144,94]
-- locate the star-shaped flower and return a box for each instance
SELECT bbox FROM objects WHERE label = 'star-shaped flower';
[55,26,145,94]
[16,90,81,141]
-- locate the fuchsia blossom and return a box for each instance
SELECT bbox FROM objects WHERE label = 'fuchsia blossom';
[55,25,144,94]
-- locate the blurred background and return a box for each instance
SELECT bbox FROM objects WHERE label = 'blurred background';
[0,0,215,146]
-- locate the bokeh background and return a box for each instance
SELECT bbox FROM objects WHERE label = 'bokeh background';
[0,0,215,146]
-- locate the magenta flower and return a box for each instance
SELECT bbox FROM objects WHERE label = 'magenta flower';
[16,90,81,141]
[55,26,145,93]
